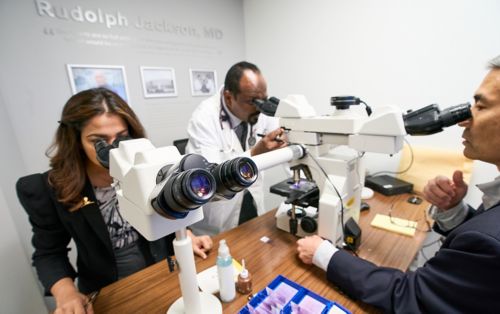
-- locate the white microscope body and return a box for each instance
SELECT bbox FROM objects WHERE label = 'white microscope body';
[272,95,407,246]
[109,139,202,240]
[109,138,221,314]
[107,138,304,314]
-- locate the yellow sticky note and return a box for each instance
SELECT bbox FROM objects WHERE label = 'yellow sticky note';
[370,214,417,237]
[232,258,242,273]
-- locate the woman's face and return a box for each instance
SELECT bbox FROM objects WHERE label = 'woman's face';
[80,113,129,169]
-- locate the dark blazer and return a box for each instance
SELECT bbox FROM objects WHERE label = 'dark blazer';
[16,172,175,295]
[327,203,500,314]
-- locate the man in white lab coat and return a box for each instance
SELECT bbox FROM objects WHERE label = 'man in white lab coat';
[186,61,287,235]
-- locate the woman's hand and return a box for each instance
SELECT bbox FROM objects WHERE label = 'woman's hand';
[187,229,213,259]
[51,278,93,314]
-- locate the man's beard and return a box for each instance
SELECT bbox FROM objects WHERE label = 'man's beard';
[248,112,260,125]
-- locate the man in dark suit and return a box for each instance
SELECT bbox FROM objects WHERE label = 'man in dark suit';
[297,54,500,313]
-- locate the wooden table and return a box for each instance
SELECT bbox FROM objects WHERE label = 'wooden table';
[93,192,430,313]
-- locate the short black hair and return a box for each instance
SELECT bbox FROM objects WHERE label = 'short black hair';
[224,61,261,96]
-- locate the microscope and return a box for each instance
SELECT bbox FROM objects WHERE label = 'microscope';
[106,138,261,314]
[100,95,470,313]
[253,95,471,250]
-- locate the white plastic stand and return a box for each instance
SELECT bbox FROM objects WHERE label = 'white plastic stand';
[167,228,222,314]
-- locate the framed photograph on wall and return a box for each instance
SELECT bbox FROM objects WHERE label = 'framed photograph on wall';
[66,64,129,102]
[140,66,177,98]
[189,69,217,96]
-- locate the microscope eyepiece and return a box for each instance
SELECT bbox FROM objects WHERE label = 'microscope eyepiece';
[153,167,216,219]
[95,139,111,169]
[189,171,214,198]
[151,154,259,219]
[439,102,472,128]
[151,154,216,219]
[403,102,471,135]
[239,160,255,180]
[252,97,280,116]
[210,157,258,199]
[94,136,131,169]
[166,169,215,209]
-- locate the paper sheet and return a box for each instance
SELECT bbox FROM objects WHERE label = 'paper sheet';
[371,214,417,237]
[197,259,242,294]
[397,145,473,195]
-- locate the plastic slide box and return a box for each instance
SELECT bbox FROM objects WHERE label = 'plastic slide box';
[239,275,350,314]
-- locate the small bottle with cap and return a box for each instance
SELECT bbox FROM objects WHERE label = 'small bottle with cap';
[216,239,236,302]
[236,259,252,294]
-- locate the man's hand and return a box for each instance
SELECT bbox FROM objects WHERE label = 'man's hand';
[51,278,93,314]
[187,229,213,259]
[423,170,468,210]
[296,235,324,265]
[250,128,288,156]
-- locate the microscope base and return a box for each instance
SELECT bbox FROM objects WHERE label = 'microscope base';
[167,292,222,314]
[275,201,350,248]
[275,203,318,238]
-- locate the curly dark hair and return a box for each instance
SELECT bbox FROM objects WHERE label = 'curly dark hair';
[46,88,146,211]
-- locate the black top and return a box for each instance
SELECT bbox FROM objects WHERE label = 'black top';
[16,172,175,294]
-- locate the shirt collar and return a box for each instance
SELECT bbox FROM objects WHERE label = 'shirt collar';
[221,88,243,129]
[476,175,500,210]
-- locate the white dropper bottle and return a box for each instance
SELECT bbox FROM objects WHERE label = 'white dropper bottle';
[216,239,235,302]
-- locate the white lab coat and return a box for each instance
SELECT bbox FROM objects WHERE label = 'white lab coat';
[186,89,279,235]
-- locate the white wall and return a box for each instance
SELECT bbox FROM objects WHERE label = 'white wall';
[2,0,246,175]
[244,0,500,205]
[0,188,46,312]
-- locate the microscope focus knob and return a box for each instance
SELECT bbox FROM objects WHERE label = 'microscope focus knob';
[300,216,317,234]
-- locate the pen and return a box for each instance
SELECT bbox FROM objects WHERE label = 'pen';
[256,133,284,143]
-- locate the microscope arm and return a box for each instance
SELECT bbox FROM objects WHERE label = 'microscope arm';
[250,144,306,171]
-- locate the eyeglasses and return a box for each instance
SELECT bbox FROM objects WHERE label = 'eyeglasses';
[388,202,432,233]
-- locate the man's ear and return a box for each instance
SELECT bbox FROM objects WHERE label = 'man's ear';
[223,90,233,109]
